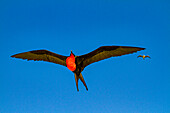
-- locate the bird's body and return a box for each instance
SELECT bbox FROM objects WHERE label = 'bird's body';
[137,55,151,59]
[11,46,145,91]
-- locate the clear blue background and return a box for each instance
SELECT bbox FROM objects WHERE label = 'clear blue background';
[0,0,169,113]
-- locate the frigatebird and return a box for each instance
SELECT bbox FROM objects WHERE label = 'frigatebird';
[11,46,145,91]
[137,55,151,59]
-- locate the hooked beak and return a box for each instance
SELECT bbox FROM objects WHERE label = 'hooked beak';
[70,50,75,56]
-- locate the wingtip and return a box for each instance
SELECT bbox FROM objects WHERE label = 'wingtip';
[86,88,88,91]
[11,54,16,58]
[138,47,145,50]
[142,48,146,50]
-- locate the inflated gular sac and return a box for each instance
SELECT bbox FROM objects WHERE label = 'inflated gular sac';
[11,45,145,91]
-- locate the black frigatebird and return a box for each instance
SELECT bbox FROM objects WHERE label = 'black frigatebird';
[11,46,145,91]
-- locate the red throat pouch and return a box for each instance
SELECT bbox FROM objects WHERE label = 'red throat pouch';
[66,54,76,71]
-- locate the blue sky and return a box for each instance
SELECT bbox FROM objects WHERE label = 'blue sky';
[0,0,170,113]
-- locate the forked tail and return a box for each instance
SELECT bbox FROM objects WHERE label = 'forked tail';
[74,73,88,91]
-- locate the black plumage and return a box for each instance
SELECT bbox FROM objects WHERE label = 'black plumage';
[11,45,145,91]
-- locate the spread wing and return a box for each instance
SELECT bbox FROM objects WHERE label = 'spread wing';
[78,46,145,68]
[146,55,151,58]
[11,50,67,66]
[137,55,143,58]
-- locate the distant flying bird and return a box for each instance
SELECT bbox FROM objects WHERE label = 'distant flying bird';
[11,46,145,91]
[137,55,151,59]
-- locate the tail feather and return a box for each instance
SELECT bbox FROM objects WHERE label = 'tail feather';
[74,74,79,91]
[79,73,88,91]
[74,73,88,91]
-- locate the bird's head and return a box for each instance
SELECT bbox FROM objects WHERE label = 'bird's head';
[70,50,75,57]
